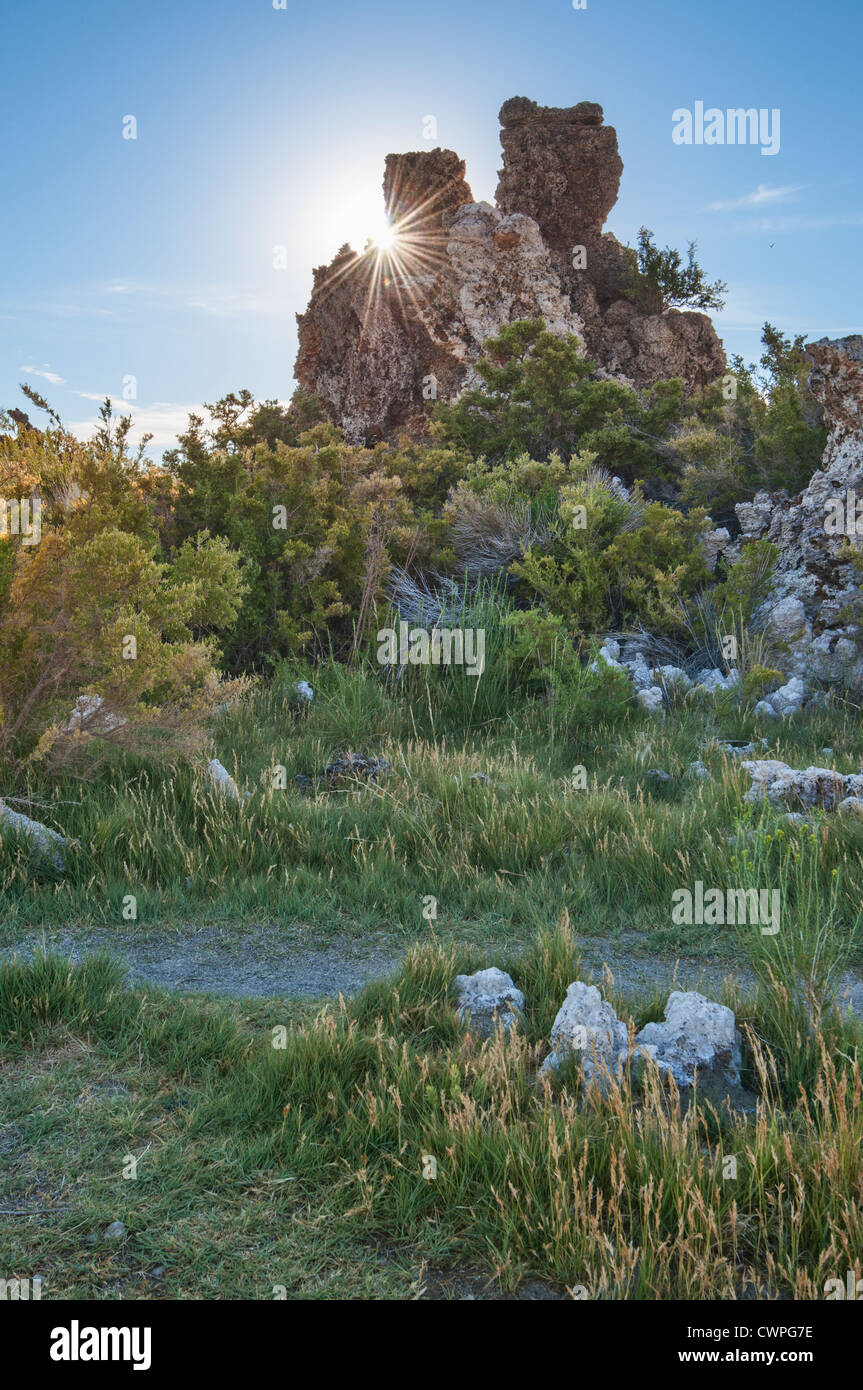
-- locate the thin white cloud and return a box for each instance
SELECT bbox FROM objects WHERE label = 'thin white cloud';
[21,365,65,385]
[708,184,803,212]
[748,212,863,233]
[67,400,201,452]
[100,280,290,318]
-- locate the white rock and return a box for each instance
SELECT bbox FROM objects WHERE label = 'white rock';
[741,760,846,810]
[0,800,68,872]
[769,676,806,716]
[754,699,779,718]
[839,796,863,819]
[694,667,740,694]
[735,492,774,537]
[764,596,808,648]
[207,759,240,800]
[540,982,632,1087]
[454,967,524,1035]
[634,991,742,1089]
[294,681,314,702]
[627,654,653,691]
[688,760,710,780]
[637,685,665,714]
[63,693,126,734]
[651,664,692,693]
[595,644,625,673]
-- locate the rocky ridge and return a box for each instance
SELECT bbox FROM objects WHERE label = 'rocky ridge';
[295,98,726,443]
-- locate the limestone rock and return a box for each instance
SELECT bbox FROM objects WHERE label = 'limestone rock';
[651,664,692,694]
[634,991,742,1089]
[0,799,68,872]
[454,967,524,1035]
[296,97,725,443]
[767,675,807,716]
[739,337,863,687]
[495,96,623,260]
[740,759,860,811]
[637,685,665,714]
[692,667,740,694]
[295,176,584,445]
[63,693,127,735]
[495,98,724,395]
[540,981,631,1087]
[207,758,240,800]
[700,526,731,571]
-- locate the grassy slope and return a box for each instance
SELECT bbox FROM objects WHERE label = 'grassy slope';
[2,666,863,972]
[3,667,863,1298]
[1,937,861,1300]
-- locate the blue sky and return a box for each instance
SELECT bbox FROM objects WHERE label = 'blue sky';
[2,0,860,454]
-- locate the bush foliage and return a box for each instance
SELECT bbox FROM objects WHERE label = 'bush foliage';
[0,313,827,768]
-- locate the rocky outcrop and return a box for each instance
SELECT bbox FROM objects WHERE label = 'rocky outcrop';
[0,799,68,871]
[734,336,863,685]
[454,967,524,1036]
[634,991,742,1091]
[495,98,725,394]
[539,980,744,1097]
[295,97,726,444]
[540,981,631,1087]
[741,759,863,812]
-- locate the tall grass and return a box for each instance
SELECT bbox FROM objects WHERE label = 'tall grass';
[2,934,861,1299]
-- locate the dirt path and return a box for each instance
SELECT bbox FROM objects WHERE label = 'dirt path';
[2,924,863,1014]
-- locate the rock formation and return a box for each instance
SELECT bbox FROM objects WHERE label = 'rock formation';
[495,98,724,394]
[740,759,863,811]
[727,336,863,684]
[295,98,726,444]
[454,966,525,1036]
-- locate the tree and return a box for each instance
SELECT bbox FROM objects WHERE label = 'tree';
[432,318,685,481]
[627,228,727,313]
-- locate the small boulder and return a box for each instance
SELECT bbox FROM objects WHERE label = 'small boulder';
[207,759,241,800]
[454,967,524,1036]
[651,664,692,694]
[540,982,630,1088]
[769,676,806,716]
[741,760,846,810]
[0,800,68,872]
[637,685,665,714]
[634,991,742,1090]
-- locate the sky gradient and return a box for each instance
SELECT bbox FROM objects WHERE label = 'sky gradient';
[2,0,861,454]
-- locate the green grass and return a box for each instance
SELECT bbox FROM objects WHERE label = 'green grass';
[2,665,863,975]
[3,664,863,1297]
[2,933,862,1300]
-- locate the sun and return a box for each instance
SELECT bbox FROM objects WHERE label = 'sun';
[374,223,398,253]
[362,212,399,256]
